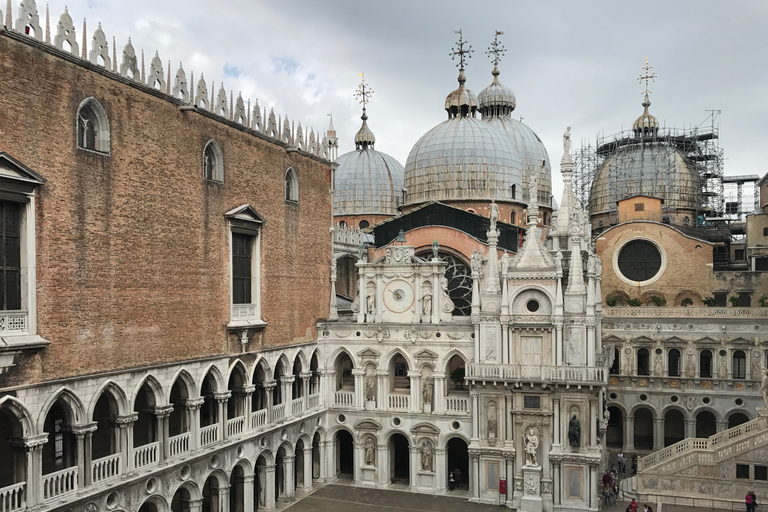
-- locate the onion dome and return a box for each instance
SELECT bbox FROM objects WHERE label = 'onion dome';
[444,69,479,119]
[334,110,404,216]
[478,66,516,115]
[633,92,659,135]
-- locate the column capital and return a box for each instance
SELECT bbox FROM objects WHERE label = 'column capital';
[432,372,446,380]
[235,385,256,396]
[281,375,296,384]
[351,368,366,377]
[185,397,205,409]
[114,413,139,425]
[68,422,98,436]
[263,380,277,390]
[407,370,421,378]
[153,405,175,417]
[213,391,232,403]
[243,474,255,484]
[10,433,48,449]
[299,372,313,379]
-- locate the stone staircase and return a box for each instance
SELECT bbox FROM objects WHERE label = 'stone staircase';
[626,410,768,509]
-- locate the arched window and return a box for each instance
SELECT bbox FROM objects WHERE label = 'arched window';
[339,221,347,229]
[763,227,768,237]
[511,184,516,200]
[637,348,650,376]
[284,168,298,202]
[700,349,713,378]
[77,98,110,153]
[732,350,746,379]
[510,212,516,225]
[609,347,620,375]
[202,140,223,182]
[358,220,369,229]
[668,349,681,377]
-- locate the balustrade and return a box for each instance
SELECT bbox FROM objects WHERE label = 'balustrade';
[445,395,469,413]
[308,393,319,409]
[251,409,267,429]
[91,453,121,483]
[0,482,25,512]
[291,397,304,415]
[133,442,159,469]
[388,393,409,410]
[200,424,219,447]
[227,416,245,437]
[42,467,77,500]
[466,363,605,384]
[169,432,190,457]
[271,403,286,422]
[334,391,354,407]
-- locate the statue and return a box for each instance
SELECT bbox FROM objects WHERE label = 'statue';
[357,242,365,260]
[421,441,432,472]
[528,177,538,206]
[686,348,696,378]
[594,252,602,277]
[563,126,571,154]
[500,251,510,275]
[489,202,499,231]
[587,253,597,275]
[470,250,483,276]
[487,401,498,439]
[366,291,375,315]
[718,354,728,380]
[761,368,768,409]
[422,377,433,406]
[422,290,432,316]
[524,428,539,466]
[431,240,439,260]
[365,374,375,402]
[654,353,663,376]
[568,414,581,448]
[554,251,563,276]
[364,437,376,466]
[329,258,337,281]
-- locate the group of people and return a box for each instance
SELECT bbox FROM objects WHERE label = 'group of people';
[746,490,759,512]
[602,467,620,505]
[617,451,638,476]
[625,498,652,512]
[447,467,462,491]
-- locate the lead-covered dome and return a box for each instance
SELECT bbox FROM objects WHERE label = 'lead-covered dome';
[334,110,404,216]
[403,67,523,206]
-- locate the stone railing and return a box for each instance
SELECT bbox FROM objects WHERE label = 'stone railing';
[133,442,159,469]
[466,363,606,384]
[445,396,469,414]
[388,393,409,410]
[231,304,259,320]
[227,416,245,437]
[0,311,27,333]
[91,453,121,483]
[0,481,25,512]
[251,409,267,429]
[291,397,304,416]
[308,393,320,409]
[334,391,354,407]
[200,424,219,447]
[271,403,286,422]
[42,467,77,500]
[603,306,768,318]
[169,433,190,457]
[639,415,768,472]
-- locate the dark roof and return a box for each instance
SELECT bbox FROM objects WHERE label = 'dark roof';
[365,201,521,252]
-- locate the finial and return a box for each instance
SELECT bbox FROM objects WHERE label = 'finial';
[449,29,473,70]
[637,57,657,96]
[354,72,373,116]
[486,30,505,67]
[45,4,50,44]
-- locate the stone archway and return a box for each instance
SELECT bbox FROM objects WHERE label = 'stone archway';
[606,406,623,449]
[446,437,469,491]
[696,410,717,438]
[664,409,685,446]
[389,433,410,484]
[633,408,654,450]
[728,412,750,429]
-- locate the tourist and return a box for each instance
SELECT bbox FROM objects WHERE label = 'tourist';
[627,498,638,512]
[449,471,455,491]
[618,451,626,475]
[631,454,638,475]
[746,491,755,512]
[454,467,461,488]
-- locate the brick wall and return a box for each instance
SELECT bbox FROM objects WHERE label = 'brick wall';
[0,34,331,385]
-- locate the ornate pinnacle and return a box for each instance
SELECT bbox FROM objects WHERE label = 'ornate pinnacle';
[637,57,657,96]
[450,29,473,69]
[353,72,374,111]
[486,30,505,67]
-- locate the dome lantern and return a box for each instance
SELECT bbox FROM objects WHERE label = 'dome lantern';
[444,30,478,119]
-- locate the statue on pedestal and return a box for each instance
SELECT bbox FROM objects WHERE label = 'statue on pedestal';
[489,202,499,232]
[421,441,433,472]
[422,290,432,316]
[365,374,375,402]
[524,428,539,466]
[568,415,581,448]
[422,377,433,406]
[364,437,376,466]
[761,368,768,409]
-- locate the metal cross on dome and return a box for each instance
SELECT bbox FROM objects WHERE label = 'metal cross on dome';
[637,57,657,95]
[486,31,506,66]
[354,72,374,107]
[450,29,473,69]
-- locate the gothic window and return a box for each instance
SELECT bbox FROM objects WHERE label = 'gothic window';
[76,98,110,153]
[668,349,681,377]
[617,240,662,283]
[637,348,650,376]
[338,221,347,229]
[416,250,472,315]
[0,202,21,311]
[732,350,746,379]
[284,167,298,202]
[202,140,224,182]
[226,205,264,325]
[700,349,713,378]
[358,220,369,229]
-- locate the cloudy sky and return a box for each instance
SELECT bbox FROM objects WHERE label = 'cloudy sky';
[33,0,768,203]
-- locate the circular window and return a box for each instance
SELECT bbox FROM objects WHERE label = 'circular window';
[180,465,191,480]
[210,455,219,468]
[703,397,711,405]
[609,392,617,400]
[639,394,648,401]
[337,414,346,424]
[392,417,401,427]
[145,477,158,494]
[237,445,245,458]
[526,300,540,312]
[670,395,679,403]
[451,421,461,431]
[615,239,664,285]
[106,492,119,510]
[735,398,744,406]
[655,348,662,355]
[416,251,472,315]
[719,349,727,357]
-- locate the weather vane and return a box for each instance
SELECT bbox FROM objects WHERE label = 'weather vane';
[450,29,473,69]
[637,57,657,95]
[486,31,505,66]
[354,72,374,108]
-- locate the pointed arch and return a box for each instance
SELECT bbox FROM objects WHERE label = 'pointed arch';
[273,354,291,378]
[329,346,357,369]
[381,348,414,370]
[439,348,470,370]
[250,356,271,384]
[199,364,225,395]
[293,350,308,373]
[0,396,35,437]
[227,360,248,387]
[202,139,224,182]
[36,387,86,432]
[284,167,298,202]
[166,369,196,404]
[87,379,128,419]
[76,97,110,153]
[131,374,164,409]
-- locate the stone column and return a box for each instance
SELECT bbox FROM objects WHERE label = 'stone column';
[115,413,138,473]
[282,376,295,405]
[552,462,560,506]
[186,397,204,451]
[716,420,728,433]
[265,464,276,507]
[284,454,296,500]
[408,371,421,412]
[70,422,97,488]
[653,417,664,450]
[376,370,388,409]
[435,447,446,493]
[685,418,696,439]
[589,397,598,448]
[188,498,203,512]
[408,446,419,491]
[586,320,596,367]
[243,474,255,511]
[301,447,313,490]
[377,443,389,487]
[218,484,230,512]
[300,372,312,409]
[554,318,564,366]
[625,415,635,451]
[154,405,174,462]
[352,441,362,484]
[433,372,445,414]
[264,382,276,423]
[505,394,514,445]
[214,392,231,440]
[553,397,561,447]
[240,385,255,427]
[471,391,480,441]
[590,465,598,509]
[352,368,365,409]
[470,452,480,500]
[14,434,46,507]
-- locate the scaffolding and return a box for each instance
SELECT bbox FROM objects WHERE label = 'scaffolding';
[572,115,724,222]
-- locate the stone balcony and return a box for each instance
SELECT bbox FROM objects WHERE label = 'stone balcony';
[466,363,607,385]
[603,306,768,319]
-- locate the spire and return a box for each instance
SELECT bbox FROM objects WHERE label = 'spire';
[478,30,516,116]
[353,72,375,149]
[445,30,478,118]
[633,58,659,135]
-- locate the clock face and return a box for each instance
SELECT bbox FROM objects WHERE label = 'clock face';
[382,279,415,314]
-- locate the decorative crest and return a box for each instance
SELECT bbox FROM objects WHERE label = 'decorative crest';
[637,57,657,96]
[353,72,373,108]
[450,29,473,69]
[486,31,505,66]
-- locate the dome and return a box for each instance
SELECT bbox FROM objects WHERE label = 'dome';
[478,66,516,113]
[633,93,659,135]
[334,148,404,216]
[403,115,523,205]
[588,142,700,215]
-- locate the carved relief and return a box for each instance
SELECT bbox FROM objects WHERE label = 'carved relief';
[53,8,79,54]
[89,23,111,68]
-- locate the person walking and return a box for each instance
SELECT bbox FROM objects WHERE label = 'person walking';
[449,471,455,491]
[631,454,638,475]
[454,467,462,489]
[750,491,758,511]
[618,451,626,475]
[746,491,754,512]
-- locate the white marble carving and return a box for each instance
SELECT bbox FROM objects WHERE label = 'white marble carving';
[214,84,228,117]
[172,63,189,102]
[234,93,246,124]
[53,7,78,54]
[251,100,262,131]
[15,0,42,40]
[195,74,209,109]
[89,23,111,68]
[120,38,140,81]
